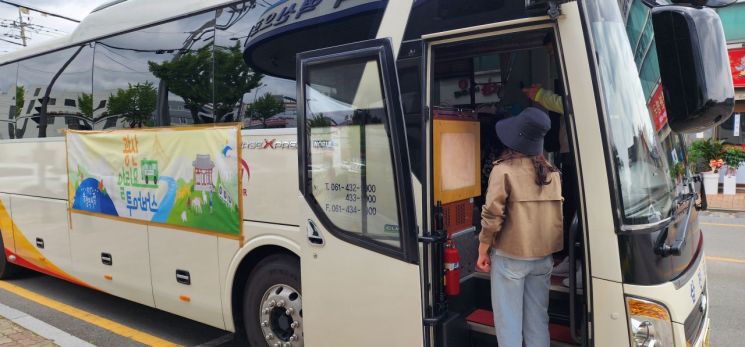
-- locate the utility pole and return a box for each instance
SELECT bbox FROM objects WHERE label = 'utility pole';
[17,6,26,46]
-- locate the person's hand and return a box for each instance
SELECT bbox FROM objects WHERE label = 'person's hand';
[522,83,541,100]
[476,253,491,273]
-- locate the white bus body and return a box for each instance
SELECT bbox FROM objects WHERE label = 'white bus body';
[0,0,726,346]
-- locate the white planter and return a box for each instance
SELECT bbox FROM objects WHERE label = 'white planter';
[724,170,738,195]
[703,172,719,195]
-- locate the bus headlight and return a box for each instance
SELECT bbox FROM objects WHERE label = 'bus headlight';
[626,297,675,347]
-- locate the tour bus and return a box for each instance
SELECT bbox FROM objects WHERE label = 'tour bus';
[0,0,735,346]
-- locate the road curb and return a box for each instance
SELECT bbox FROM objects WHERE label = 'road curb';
[0,302,95,347]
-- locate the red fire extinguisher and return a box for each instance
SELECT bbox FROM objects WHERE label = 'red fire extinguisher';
[444,240,461,296]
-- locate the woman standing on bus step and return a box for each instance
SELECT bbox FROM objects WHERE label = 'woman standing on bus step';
[475,107,563,347]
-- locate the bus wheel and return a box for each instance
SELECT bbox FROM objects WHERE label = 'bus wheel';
[243,254,303,347]
[0,236,20,279]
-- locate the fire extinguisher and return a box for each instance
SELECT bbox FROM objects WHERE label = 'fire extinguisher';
[444,240,461,296]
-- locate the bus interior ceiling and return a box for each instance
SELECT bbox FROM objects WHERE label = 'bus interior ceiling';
[430,29,583,346]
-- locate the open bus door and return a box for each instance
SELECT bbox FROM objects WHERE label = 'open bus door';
[296,38,424,346]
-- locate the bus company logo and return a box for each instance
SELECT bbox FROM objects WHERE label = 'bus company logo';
[384,224,399,233]
[244,139,297,150]
[312,139,338,149]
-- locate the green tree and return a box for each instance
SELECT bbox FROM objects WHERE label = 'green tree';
[107,82,157,128]
[9,86,26,138]
[246,93,285,127]
[148,42,263,124]
[308,113,333,128]
[214,43,263,122]
[14,85,24,118]
[148,46,213,124]
[77,93,93,119]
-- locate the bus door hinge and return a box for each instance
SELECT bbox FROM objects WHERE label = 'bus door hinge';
[419,201,446,244]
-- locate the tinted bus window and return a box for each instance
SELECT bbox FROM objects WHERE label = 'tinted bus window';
[622,1,683,182]
[215,1,297,128]
[49,44,94,133]
[0,63,17,140]
[93,11,216,129]
[16,46,84,138]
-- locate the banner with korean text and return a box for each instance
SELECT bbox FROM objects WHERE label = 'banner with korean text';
[66,125,242,237]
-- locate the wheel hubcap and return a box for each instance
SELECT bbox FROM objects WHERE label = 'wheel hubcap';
[259,284,302,346]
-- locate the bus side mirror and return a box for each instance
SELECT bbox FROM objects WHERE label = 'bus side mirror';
[652,5,734,133]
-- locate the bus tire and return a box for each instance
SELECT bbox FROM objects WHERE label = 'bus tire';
[242,254,302,347]
[0,235,20,279]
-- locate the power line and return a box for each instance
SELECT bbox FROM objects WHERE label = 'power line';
[0,36,21,45]
[0,1,80,23]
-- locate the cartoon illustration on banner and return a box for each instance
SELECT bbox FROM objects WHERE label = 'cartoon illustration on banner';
[66,126,242,236]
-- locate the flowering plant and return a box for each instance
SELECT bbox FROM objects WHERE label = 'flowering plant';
[709,159,723,173]
[688,139,724,173]
[721,146,745,176]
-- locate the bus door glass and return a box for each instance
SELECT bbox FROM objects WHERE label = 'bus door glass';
[296,38,424,346]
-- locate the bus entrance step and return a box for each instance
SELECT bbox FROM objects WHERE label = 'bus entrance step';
[465,309,576,345]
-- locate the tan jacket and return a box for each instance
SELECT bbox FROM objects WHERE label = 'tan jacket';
[478,158,564,258]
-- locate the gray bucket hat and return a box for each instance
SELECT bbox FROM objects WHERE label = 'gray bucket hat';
[495,107,551,156]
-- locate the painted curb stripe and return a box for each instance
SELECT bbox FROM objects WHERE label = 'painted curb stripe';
[0,280,181,347]
[706,256,745,265]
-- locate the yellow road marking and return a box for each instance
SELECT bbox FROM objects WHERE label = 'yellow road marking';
[0,280,181,347]
[701,222,745,228]
[706,256,745,265]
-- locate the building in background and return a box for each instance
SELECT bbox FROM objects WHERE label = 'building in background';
[716,1,745,146]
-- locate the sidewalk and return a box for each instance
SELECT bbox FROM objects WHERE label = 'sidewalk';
[0,301,93,347]
[0,316,56,347]
[706,192,745,211]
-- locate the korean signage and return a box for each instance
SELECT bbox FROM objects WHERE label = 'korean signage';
[66,126,242,237]
[730,48,745,88]
[246,0,383,42]
[648,83,668,132]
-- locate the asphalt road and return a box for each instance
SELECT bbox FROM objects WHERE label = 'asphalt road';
[0,272,245,347]
[700,212,745,347]
[0,212,743,346]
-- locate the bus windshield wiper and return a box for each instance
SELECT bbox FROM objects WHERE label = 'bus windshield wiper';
[655,193,696,257]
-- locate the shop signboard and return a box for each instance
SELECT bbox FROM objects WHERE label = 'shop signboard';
[648,83,668,132]
[730,47,745,88]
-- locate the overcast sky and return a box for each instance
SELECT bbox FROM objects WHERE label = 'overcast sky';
[0,0,108,53]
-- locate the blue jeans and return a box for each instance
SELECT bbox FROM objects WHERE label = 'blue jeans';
[490,252,553,347]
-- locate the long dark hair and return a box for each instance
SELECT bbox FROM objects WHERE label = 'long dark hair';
[500,149,559,186]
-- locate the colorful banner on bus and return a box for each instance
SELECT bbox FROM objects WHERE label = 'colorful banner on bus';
[66,125,242,237]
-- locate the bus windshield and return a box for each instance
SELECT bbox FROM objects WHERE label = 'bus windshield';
[586,0,674,225]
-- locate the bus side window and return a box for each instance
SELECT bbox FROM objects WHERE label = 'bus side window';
[0,63,18,140]
[214,1,298,129]
[15,45,92,138]
[93,11,216,129]
[304,58,404,249]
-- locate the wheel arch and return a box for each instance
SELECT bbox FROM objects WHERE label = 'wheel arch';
[223,235,301,333]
